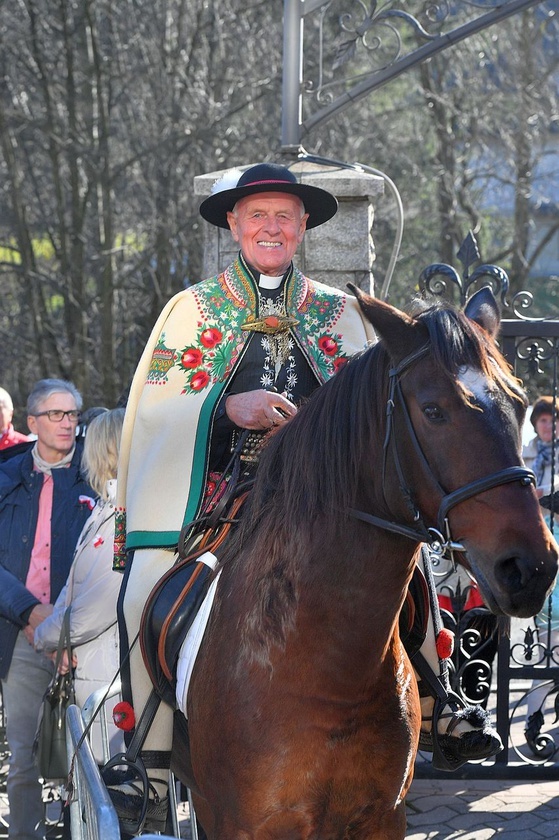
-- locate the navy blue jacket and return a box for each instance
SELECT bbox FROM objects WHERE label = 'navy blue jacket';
[0,444,95,678]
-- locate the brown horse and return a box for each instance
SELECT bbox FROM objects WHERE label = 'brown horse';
[171,288,558,839]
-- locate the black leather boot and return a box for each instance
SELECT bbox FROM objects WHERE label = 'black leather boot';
[419,692,503,771]
[104,749,171,835]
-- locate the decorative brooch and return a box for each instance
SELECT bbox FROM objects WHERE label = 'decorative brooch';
[241,314,299,335]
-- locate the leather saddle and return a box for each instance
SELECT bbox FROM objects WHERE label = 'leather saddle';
[140,555,215,706]
[140,487,250,706]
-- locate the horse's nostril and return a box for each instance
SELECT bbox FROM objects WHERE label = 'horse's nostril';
[496,556,524,593]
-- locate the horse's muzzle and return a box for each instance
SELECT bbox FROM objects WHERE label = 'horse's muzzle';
[467,546,559,619]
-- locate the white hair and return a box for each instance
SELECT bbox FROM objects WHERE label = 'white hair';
[27,379,83,415]
[0,388,13,411]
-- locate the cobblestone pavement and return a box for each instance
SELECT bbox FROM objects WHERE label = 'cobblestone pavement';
[406,777,559,839]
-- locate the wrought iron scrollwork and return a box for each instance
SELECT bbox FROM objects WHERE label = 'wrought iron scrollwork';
[418,230,510,308]
[284,0,548,148]
[333,0,444,73]
[509,618,559,764]
[515,337,558,377]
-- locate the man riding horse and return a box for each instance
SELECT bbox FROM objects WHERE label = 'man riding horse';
[108,163,502,834]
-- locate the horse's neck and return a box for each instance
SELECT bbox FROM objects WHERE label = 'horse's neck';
[300,534,417,655]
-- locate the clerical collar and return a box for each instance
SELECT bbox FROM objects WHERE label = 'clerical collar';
[239,253,291,290]
[259,274,283,290]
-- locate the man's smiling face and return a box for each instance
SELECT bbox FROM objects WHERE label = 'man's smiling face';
[226,192,308,276]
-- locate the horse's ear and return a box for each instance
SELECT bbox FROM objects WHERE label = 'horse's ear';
[347,283,428,362]
[464,287,501,339]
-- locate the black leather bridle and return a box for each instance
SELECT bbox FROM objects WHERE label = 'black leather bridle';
[349,344,535,555]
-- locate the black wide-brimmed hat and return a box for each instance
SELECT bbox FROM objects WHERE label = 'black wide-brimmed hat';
[199,163,338,230]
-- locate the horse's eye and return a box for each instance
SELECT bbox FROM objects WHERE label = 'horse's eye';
[423,404,444,422]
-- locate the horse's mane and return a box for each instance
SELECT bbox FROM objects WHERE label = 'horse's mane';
[222,298,524,572]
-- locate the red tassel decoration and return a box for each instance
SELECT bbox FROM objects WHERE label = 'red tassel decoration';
[436,628,454,660]
[112,701,136,731]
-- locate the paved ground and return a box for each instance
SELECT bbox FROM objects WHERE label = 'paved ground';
[406,777,559,839]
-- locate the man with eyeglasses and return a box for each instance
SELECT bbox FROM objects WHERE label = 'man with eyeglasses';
[0,378,94,840]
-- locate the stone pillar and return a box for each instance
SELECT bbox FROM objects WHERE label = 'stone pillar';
[193,161,384,295]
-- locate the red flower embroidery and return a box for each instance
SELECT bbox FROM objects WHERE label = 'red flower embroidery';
[333,357,348,373]
[190,370,210,390]
[180,348,203,369]
[200,327,223,348]
[318,336,338,356]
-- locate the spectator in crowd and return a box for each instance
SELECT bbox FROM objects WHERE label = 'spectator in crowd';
[522,395,559,753]
[523,395,559,509]
[0,378,95,840]
[0,388,30,451]
[35,408,125,764]
[76,405,109,439]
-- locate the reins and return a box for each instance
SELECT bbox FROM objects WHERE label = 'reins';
[350,343,535,555]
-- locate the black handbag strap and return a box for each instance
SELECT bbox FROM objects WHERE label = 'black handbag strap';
[52,606,73,680]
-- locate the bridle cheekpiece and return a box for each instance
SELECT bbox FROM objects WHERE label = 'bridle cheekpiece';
[349,344,535,556]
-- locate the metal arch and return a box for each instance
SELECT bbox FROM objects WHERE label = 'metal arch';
[282,0,550,153]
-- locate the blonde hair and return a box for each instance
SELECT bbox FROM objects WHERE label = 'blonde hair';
[83,408,125,499]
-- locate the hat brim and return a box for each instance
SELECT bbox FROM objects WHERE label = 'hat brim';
[199,181,338,230]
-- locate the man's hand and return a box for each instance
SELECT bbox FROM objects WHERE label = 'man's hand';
[225,390,297,430]
[27,603,54,628]
[23,603,53,645]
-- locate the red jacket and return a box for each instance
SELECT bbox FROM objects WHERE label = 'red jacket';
[0,424,30,450]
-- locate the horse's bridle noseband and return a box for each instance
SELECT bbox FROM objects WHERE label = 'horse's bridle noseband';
[349,344,535,555]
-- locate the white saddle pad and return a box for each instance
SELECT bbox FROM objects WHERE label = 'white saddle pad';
[175,552,221,717]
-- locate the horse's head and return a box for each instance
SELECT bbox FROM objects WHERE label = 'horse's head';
[351,284,558,619]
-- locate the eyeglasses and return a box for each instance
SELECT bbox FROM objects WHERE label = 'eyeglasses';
[32,409,81,423]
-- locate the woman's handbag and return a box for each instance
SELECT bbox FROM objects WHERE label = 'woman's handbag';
[33,607,75,779]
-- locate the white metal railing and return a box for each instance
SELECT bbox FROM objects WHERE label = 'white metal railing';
[66,703,120,840]
[66,683,183,840]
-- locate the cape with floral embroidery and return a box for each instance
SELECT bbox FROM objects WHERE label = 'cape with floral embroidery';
[114,257,375,569]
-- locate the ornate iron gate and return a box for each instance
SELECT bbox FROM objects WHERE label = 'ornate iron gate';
[415,236,559,779]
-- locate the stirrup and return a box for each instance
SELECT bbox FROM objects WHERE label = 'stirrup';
[102,750,170,835]
[419,691,503,772]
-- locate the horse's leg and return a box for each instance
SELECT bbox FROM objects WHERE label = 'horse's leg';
[370,801,408,840]
[191,792,213,840]
[204,805,408,840]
